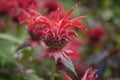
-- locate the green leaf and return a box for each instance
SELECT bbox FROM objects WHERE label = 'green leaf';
[0,46,17,65]
[0,34,22,44]
[60,53,78,77]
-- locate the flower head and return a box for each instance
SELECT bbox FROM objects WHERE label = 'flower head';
[86,27,106,44]
[43,0,66,22]
[20,6,86,73]
[82,68,98,80]
[61,68,97,80]
[44,0,61,13]
[0,0,18,17]
[0,0,40,23]
[18,0,40,10]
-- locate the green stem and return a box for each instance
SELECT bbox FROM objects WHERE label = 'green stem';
[50,59,56,80]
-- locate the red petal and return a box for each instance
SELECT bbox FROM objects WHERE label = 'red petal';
[61,71,72,80]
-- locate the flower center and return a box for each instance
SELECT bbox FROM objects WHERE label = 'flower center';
[44,35,69,50]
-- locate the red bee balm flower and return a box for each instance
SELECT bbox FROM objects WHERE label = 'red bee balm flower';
[44,0,65,15]
[62,68,97,80]
[21,7,86,73]
[44,0,60,13]
[0,0,40,23]
[82,68,98,80]
[86,27,106,44]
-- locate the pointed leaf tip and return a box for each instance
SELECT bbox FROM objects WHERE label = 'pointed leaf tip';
[60,53,77,77]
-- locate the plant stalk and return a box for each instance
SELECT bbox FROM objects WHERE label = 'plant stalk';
[50,59,56,80]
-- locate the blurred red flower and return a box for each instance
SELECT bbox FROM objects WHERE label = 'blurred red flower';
[0,0,40,23]
[44,0,61,13]
[62,68,97,80]
[82,68,98,80]
[0,0,18,17]
[43,0,66,20]
[0,22,4,28]
[86,27,106,44]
